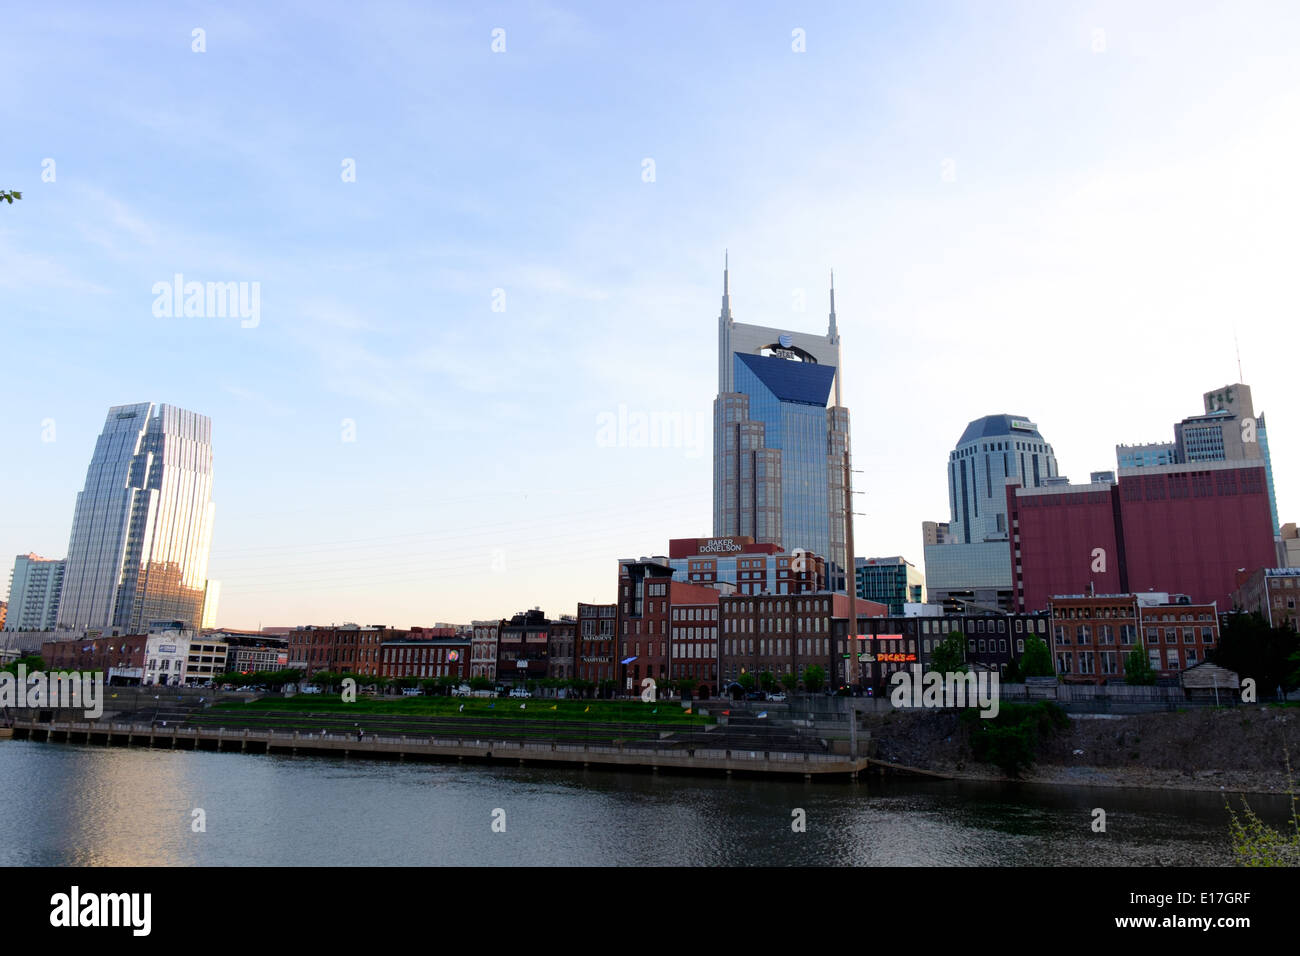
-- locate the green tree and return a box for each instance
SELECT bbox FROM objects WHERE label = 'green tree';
[469,676,493,691]
[1226,750,1300,866]
[929,631,968,675]
[1018,635,1055,678]
[737,672,756,693]
[1124,643,1158,685]
[759,670,775,692]
[1,654,45,676]
[803,665,826,694]
[677,676,698,697]
[779,672,797,692]
[1213,611,1300,695]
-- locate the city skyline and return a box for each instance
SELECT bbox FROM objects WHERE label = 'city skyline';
[3,2,1298,630]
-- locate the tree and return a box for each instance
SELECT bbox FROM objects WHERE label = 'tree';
[469,676,493,691]
[779,672,797,692]
[1018,635,1055,678]
[803,665,826,694]
[929,631,968,675]
[759,671,775,692]
[1213,611,1300,695]
[677,677,698,698]
[0,190,21,204]
[1124,643,1157,685]
[737,672,756,693]
[1,654,45,676]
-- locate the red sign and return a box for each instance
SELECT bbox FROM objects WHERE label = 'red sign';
[876,653,917,663]
[874,634,904,641]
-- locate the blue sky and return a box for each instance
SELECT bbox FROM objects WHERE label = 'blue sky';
[3,0,1298,629]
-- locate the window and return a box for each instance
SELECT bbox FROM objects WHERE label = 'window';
[1016,639,1024,653]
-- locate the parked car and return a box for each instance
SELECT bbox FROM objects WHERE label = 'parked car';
[766,692,787,702]
[452,685,472,697]
[509,687,531,699]
[401,687,422,697]
[745,691,765,701]
[300,685,322,694]
[470,689,495,698]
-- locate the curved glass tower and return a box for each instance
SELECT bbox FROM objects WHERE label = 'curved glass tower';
[56,403,215,632]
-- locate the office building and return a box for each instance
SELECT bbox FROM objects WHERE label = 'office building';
[497,609,550,687]
[713,259,852,591]
[5,553,66,631]
[1008,459,1275,612]
[666,535,825,594]
[57,403,215,633]
[923,415,1059,613]
[1117,383,1279,534]
[854,556,925,615]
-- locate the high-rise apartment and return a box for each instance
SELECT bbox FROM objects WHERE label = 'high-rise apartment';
[712,258,852,590]
[57,403,215,633]
[4,553,66,630]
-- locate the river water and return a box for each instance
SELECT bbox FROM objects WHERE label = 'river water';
[0,740,1284,866]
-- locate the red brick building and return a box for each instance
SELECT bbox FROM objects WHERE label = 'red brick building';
[1009,460,1275,612]
[1047,593,1219,685]
[497,609,550,687]
[380,635,471,681]
[575,603,616,686]
[718,592,884,691]
[43,634,148,683]
[1231,567,1300,630]
[287,624,396,677]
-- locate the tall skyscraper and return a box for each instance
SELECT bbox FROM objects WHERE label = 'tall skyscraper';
[712,257,851,591]
[57,403,215,633]
[923,414,1059,611]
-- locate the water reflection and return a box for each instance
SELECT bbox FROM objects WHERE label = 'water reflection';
[0,742,1287,866]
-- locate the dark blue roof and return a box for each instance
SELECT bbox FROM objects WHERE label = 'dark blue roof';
[957,414,1043,446]
[735,352,836,407]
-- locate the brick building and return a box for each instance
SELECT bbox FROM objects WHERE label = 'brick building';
[853,611,1051,692]
[287,624,396,678]
[380,635,471,681]
[1047,592,1219,685]
[43,634,149,684]
[718,591,880,692]
[497,609,549,687]
[1009,460,1275,612]
[549,616,576,682]
[575,603,616,686]
[470,620,500,681]
[1230,567,1300,631]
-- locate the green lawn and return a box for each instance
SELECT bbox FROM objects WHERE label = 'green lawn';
[212,695,715,726]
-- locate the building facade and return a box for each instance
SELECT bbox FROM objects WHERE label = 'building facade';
[497,609,550,687]
[43,634,149,684]
[57,403,216,633]
[287,624,393,678]
[549,616,576,682]
[854,556,925,615]
[470,619,500,681]
[380,636,471,682]
[666,536,825,594]
[713,261,852,591]
[1009,459,1276,612]
[575,603,616,686]
[1048,593,1219,685]
[924,415,1059,612]
[5,553,66,631]
[1230,567,1300,631]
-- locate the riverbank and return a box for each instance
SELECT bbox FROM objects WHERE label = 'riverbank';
[866,705,1299,794]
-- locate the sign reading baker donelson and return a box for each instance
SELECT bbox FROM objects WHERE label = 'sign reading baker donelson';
[698,537,744,554]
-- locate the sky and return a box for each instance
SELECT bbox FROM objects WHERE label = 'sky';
[2,0,1298,630]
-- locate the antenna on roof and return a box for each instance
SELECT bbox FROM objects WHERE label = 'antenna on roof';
[1233,323,1243,382]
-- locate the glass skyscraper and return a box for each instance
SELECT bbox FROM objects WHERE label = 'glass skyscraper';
[713,258,851,591]
[56,403,215,633]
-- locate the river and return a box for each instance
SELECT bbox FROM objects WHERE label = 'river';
[0,740,1285,866]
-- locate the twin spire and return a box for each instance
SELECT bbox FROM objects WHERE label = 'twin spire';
[720,252,838,336]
